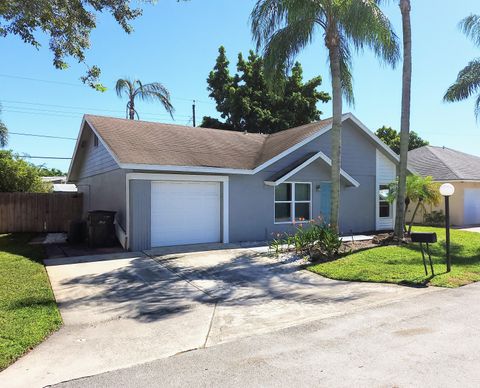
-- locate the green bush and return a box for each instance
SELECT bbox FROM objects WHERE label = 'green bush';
[0,150,50,192]
[316,224,342,259]
[269,220,341,260]
[424,210,445,227]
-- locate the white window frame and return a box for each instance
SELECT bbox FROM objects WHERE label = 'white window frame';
[378,184,392,219]
[274,182,312,224]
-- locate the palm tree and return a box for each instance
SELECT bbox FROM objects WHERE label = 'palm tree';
[444,15,480,118]
[388,175,441,235]
[250,0,399,231]
[394,0,412,240]
[115,78,175,120]
[0,104,8,147]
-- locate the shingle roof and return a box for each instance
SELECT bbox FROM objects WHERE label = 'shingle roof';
[408,145,480,180]
[84,114,333,170]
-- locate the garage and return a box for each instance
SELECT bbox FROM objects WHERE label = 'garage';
[464,189,480,225]
[151,181,222,247]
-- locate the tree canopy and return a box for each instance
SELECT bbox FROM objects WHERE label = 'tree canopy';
[444,14,480,118]
[0,0,152,90]
[0,150,50,192]
[388,174,441,234]
[376,126,428,154]
[201,46,330,134]
[36,166,66,177]
[116,78,174,120]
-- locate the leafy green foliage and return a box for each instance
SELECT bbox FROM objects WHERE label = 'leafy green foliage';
[0,233,62,370]
[424,210,446,227]
[388,175,441,234]
[269,220,341,260]
[444,14,480,118]
[116,78,174,120]
[250,0,399,102]
[36,166,65,177]
[0,1,153,90]
[375,126,429,154]
[0,150,50,192]
[308,226,480,288]
[202,46,330,134]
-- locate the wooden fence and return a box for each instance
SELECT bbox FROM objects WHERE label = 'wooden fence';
[0,192,83,233]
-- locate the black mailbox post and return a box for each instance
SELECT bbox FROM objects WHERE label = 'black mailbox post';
[411,232,437,276]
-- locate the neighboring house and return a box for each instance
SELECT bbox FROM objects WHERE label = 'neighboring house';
[41,176,77,192]
[41,176,67,184]
[408,145,480,226]
[52,183,78,192]
[68,113,400,251]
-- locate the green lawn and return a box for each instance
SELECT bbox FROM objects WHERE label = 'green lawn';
[308,227,480,288]
[0,234,62,370]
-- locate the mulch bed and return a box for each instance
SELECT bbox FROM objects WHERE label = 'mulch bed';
[309,233,401,264]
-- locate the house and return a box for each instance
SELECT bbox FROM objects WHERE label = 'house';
[41,176,78,192]
[67,113,400,251]
[408,145,480,226]
[52,183,78,192]
[41,176,67,184]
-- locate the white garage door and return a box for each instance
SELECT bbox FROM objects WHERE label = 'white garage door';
[151,181,221,247]
[464,189,480,225]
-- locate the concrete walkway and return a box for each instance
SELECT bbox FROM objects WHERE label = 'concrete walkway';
[0,246,435,387]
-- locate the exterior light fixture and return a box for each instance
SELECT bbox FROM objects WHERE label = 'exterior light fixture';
[439,183,455,272]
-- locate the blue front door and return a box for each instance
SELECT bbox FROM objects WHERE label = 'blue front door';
[319,183,331,225]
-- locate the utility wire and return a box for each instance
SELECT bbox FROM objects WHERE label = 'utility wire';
[19,155,72,160]
[9,132,77,140]
[0,73,213,104]
[2,100,193,118]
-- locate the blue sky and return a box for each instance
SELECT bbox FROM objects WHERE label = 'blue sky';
[1,0,479,172]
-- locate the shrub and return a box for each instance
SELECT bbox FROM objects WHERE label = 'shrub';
[424,210,445,227]
[316,224,342,259]
[269,219,342,260]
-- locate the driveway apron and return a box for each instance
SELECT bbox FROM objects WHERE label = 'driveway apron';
[147,246,436,346]
[0,253,214,388]
[0,247,434,387]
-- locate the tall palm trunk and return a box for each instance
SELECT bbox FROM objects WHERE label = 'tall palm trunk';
[128,97,135,120]
[327,30,342,231]
[394,0,412,240]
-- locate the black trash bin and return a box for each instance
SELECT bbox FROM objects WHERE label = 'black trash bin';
[87,210,117,247]
[68,220,87,244]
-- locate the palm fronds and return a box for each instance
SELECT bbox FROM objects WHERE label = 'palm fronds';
[444,15,480,118]
[115,77,175,120]
[250,0,399,101]
[460,14,480,47]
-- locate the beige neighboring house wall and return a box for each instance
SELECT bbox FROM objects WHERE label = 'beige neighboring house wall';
[408,181,480,226]
[408,146,480,227]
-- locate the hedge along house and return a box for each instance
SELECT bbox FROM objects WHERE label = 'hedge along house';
[67,114,400,251]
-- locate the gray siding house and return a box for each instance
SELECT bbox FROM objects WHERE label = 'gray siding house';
[68,114,399,251]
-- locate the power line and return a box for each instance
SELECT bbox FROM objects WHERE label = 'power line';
[10,131,77,140]
[0,73,214,104]
[19,155,72,160]
[2,108,184,121]
[0,73,82,87]
[3,108,82,119]
[2,100,193,118]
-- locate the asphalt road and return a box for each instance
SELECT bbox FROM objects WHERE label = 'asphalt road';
[55,282,480,388]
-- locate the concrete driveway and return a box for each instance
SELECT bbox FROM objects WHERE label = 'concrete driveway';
[0,246,434,387]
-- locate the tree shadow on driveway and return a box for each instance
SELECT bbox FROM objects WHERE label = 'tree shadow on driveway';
[53,249,406,325]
